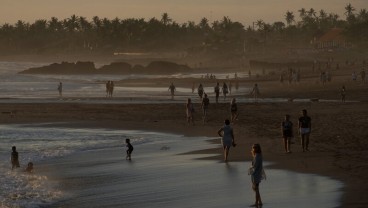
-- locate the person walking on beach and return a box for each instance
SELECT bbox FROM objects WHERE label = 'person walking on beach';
[198,84,204,99]
[186,98,195,125]
[106,81,111,97]
[249,144,264,207]
[230,98,238,123]
[126,138,134,160]
[57,82,63,97]
[201,93,210,124]
[109,81,115,97]
[281,114,293,153]
[341,85,346,102]
[11,146,20,170]
[214,82,220,104]
[217,119,235,162]
[192,82,195,93]
[250,83,260,102]
[222,82,228,100]
[298,109,311,152]
[168,82,176,100]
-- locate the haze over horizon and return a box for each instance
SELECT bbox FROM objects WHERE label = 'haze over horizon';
[1,0,367,26]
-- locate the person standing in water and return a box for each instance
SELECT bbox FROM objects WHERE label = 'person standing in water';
[217,119,235,162]
[168,82,176,100]
[11,146,20,170]
[249,144,264,207]
[298,109,312,152]
[57,82,63,97]
[126,138,134,160]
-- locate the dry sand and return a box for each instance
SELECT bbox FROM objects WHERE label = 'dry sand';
[0,64,367,207]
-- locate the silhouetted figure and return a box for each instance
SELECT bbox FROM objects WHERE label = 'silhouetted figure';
[126,139,134,160]
[214,82,220,103]
[168,82,176,100]
[57,82,63,97]
[11,146,20,170]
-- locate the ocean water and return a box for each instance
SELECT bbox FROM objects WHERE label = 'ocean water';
[0,61,351,104]
[0,61,250,101]
[0,124,343,208]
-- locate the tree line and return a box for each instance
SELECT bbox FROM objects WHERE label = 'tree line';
[0,3,367,56]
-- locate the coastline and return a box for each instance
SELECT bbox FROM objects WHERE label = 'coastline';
[1,100,368,207]
[1,57,368,206]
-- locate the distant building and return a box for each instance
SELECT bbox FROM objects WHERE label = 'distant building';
[314,28,349,49]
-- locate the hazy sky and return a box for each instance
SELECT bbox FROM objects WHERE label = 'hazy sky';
[0,0,367,26]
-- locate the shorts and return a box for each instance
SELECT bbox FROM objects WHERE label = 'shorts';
[300,128,310,135]
[282,130,292,138]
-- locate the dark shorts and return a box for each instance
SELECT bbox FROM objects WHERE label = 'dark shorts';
[282,130,292,138]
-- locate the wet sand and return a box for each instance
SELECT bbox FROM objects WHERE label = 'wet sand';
[1,65,368,207]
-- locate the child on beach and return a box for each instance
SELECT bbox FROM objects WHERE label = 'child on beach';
[25,162,34,173]
[281,114,293,153]
[11,146,20,170]
[230,98,238,123]
[126,139,134,160]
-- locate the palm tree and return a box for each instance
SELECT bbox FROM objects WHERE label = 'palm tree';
[64,14,79,33]
[344,3,355,17]
[319,10,327,20]
[255,19,264,31]
[358,9,368,21]
[307,8,316,18]
[48,17,63,33]
[285,11,295,26]
[198,17,210,34]
[161,13,172,25]
[298,8,306,19]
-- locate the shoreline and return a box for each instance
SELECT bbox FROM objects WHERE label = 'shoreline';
[1,100,368,207]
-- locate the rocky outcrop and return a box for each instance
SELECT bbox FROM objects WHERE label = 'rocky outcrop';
[19,61,96,74]
[19,61,192,75]
[98,62,132,74]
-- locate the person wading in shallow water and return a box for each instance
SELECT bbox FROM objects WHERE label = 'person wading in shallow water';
[11,146,20,170]
[217,119,235,162]
[58,82,63,97]
[168,82,176,100]
[249,144,264,207]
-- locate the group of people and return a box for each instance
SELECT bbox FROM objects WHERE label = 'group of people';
[214,109,312,206]
[217,119,264,207]
[281,109,312,153]
[185,96,240,125]
[10,146,34,173]
[105,81,115,97]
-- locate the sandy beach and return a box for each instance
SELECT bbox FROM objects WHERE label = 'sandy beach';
[0,59,368,207]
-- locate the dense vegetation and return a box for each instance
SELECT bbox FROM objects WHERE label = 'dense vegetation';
[0,3,366,56]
